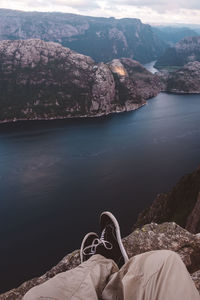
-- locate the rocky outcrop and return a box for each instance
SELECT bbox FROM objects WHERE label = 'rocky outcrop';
[0,9,166,63]
[164,61,200,93]
[186,192,200,233]
[155,60,200,94]
[156,36,200,68]
[2,222,200,299]
[108,58,162,109]
[0,39,162,123]
[134,167,200,233]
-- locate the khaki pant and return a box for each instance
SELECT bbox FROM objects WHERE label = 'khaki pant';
[24,250,200,300]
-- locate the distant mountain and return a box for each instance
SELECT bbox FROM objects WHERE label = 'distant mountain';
[155,36,200,68]
[0,9,166,63]
[152,26,199,45]
[0,39,162,123]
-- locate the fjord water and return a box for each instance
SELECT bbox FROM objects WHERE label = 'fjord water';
[143,60,158,73]
[1,93,200,292]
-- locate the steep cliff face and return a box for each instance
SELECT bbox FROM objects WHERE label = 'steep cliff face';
[165,61,200,93]
[2,223,200,299]
[156,36,200,68]
[134,167,200,233]
[0,9,166,63]
[0,39,162,123]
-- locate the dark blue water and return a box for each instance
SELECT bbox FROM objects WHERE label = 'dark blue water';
[1,92,200,293]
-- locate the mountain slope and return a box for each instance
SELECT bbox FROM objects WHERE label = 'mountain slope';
[152,26,199,45]
[0,39,162,123]
[156,36,200,67]
[134,167,200,233]
[165,61,200,93]
[0,9,166,63]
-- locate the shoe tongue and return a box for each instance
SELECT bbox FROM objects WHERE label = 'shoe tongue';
[96,243,111,258]
[100,228,106,240]
[104,224,116,242]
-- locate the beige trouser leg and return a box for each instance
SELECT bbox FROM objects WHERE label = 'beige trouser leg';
[24,250,200,300]
[23,255,119,300]
[102,250,200,300]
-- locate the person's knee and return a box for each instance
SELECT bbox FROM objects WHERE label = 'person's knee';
[23,289,36,300]
[127,250,183,273]
[155,250,182,266]
[158,249,180,259]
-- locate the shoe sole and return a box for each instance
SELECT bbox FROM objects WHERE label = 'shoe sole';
[80,232,98,263]
[100,211,129,263]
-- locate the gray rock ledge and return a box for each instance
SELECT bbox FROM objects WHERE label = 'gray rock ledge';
[1,222,200,299]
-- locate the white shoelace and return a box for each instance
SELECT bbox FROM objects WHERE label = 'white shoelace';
[83,228,113,256]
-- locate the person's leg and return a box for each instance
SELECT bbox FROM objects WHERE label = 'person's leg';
[102,250,200,300]
[23,212,129,300]
[23,254,118,300]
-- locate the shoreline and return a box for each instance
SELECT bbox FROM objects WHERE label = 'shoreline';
[1,92,200,296]
[0,103,146,125]
[1,89,200,126]
[165,90,200,95]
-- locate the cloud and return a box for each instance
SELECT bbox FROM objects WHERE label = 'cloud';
[27,0,99,10]
[110,0,200,12]
[1,0,200,24]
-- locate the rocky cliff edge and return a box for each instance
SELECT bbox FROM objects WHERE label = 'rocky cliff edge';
[165,61,200,93]
[0,39,162,123]
[1,222,200,299]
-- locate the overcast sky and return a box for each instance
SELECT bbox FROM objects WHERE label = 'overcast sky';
[1,0,200,25]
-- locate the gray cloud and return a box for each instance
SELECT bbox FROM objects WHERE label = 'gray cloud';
[110,0,200,12]
[1,0,200,24]
[2,0,200,12]
[27,0,99,10]
[52,0,99,9]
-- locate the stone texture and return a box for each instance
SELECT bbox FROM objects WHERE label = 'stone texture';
[156,36,200,68]
[2,222,200,299]
[165,61,200,93]
[124,222,200,274]
[186,192,200,233]
[0,39,162,123]
[192,270,200,292]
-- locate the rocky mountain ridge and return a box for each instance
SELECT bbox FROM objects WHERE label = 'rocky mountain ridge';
[1,222,200,299]
[164,61,200,93]
[156,36,200,68]
[134,166,200,233]
[152,26,199,45]
[0,39,162,123]
[0,9,166,63]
